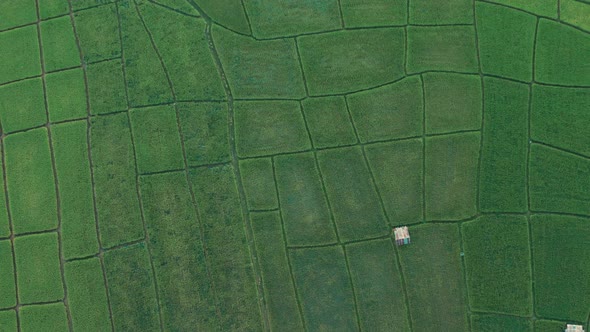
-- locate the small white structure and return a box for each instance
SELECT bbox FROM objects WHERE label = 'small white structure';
[565,324,585,332]
[393,226,410,246]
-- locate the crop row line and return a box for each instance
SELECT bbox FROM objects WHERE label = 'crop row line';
[0,1,115,35]
[182,0,272,329]
[33,0,75,328]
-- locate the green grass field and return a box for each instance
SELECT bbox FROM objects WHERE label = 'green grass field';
[0,0,589,331]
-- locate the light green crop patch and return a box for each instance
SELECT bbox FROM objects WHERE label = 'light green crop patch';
[0,240,16,309]
[560,0,590,31]
[39,0,69,19]
[347,76,423,143]
[5,128,58,234]
[234,101,311,158]
[52,121,99,259]
[0,310,17,331]
[178,102,230,167]
[251,211,304,331]
[407,26,478,74]
[290,246,358,330]
[0,26,41,84]
[275,152,336,246]
[40,16,80,72]
[0,0,36,30]
[213,26,306,99]
[347,239,410,331]
[298,28,405,95]
[65,258,111,332]
[74,3,121,63]
[244,0,340,38]
[46,68,87,122]
[240,158,278,211]
[14,233,63,304]
[301,96,357,149]
[0,78,45,134]
[365,139,423,226]
[20,303,69,332]
[129,105,184,174]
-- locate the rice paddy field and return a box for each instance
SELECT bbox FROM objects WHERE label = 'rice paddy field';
[0,0,589,331]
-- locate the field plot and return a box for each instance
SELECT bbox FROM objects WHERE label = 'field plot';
[0,0,589,331]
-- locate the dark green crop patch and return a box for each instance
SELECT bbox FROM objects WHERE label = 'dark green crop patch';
[535,19,590,86]
[365,139,423,226]
[462,215,533,316]
[301,96,357,149]
[398,223,469,332]
[476,2,537,82]
[425,133,479,221]
[532,214,590,322]
[407,26,478,74]
[251,211,304,331]
[91,112,144,248]
[213,26,306,99]
[423,72,482,134]
[239,157,278,211]
[340,0,407,27]
[129,105,184,174]
[290,246,358,330]
[346,239,410,331]
[74,3,121,64]
[346,76,423,142]
[235,101,311,158]
[298,28,405,95]
[471,313,533,332]
[317,146,389,241]
[86,59,127,115]
[178,102,230,167]
[275,152,336,246]
[19,303,69,332]
[244,0,340,38]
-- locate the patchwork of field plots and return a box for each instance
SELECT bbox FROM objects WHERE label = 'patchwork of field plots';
[0,0,589,331]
